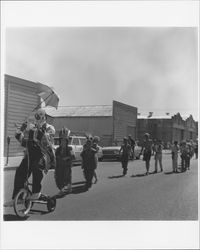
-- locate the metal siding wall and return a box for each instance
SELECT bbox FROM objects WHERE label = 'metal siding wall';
[51,116,113,146]
[113,101,137,143]
[4,76,40,157]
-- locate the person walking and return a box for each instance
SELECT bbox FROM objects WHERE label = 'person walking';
[194,141,198,159]
[185,141,192,170]
[55,127,74,194]
[81,138,98,190]
[180,141,187,172]
[92,136,100,184]
[141,133,152,175]
[154,140,163,173]
[119,137,131,176]
[128,135,135,160]
[171,141,179,173]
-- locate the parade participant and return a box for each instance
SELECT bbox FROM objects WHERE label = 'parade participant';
[10,108,56,203]
[119,137,131,176]
[81,138,98,190]
[128,135,135,160]
[55,127,74,194]
[92,136,100,184]
[180,141,188,172]
[140,133,152,175]
[185,141,192,170]
[171,141,179,173]
[194,141,198,159]
[154,139,163,173]
[152,139,157,156]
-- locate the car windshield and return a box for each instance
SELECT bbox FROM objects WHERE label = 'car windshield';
[79,138,87,146]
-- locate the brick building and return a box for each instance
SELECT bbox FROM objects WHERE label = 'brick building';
[137,112,198,144]
[46,100,137,146]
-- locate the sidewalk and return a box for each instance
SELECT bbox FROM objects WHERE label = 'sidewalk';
[4,156,23,170]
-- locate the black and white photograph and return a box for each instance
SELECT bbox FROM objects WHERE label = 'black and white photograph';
[0,1,199,249]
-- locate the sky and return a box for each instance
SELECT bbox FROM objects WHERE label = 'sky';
[5,27,198,120]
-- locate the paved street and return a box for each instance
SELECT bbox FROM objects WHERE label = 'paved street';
[3,153,198,221]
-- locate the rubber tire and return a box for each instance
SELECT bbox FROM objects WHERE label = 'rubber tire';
[47,197,56,212]
[14,188,32,218]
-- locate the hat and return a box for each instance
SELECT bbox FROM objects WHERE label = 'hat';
[59,127,71,139]
[93,136,100,143]
[144,133,150,137]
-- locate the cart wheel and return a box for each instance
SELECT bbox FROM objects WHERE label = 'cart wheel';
[47,197,56,212]
[14,188,32,218]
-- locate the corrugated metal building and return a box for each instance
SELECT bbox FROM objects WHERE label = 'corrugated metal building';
[46,101,137,146]
[4,75,45,157]
[137,112,198,144]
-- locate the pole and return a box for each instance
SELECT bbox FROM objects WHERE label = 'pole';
[6,136,10,166]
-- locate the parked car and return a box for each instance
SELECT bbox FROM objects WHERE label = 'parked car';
[101,142,142,161]
[97,146,103,161]
[54,136,103,164]
[54,136,87,164]
[101,146,121,161]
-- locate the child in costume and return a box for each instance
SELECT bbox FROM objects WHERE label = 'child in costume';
[92,136,100,183]
[55,127,74,194]
[81,138,98,190]
[119,137,131,176]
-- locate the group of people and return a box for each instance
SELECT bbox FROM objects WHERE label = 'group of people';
[7,107,198,206]
[171,140,198,173]
[8,108,101,206]
[118,133,159,176]
[119,133,198,176]
[54,128,100,194]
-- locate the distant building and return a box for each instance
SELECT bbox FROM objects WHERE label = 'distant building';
[46,100,138,146]
[137,112,198,144]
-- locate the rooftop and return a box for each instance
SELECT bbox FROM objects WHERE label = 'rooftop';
[138,115,172,120]
[45,105,112,117]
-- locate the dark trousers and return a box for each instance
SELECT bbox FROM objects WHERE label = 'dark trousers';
[64,167,72,186]
[181,155,187,172]
[145,160,150,173]
[121,159,128,175]
[55,160,72,190]
[83,168,95,188]
[185,156,190,170]
[12,157,43,199]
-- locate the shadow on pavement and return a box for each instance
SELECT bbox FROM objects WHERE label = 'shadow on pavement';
[108,174,125,179]
[28,209,50,215]
[53,192,70,199]
[131,173,146,177]
[4,214,29,221]
[72,181,86,186]
[164,171,183,175]
[164,171,175,175]
[71,184,88,194]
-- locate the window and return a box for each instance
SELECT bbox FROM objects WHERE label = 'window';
[79,138,87,146]
[72,138,80,146]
